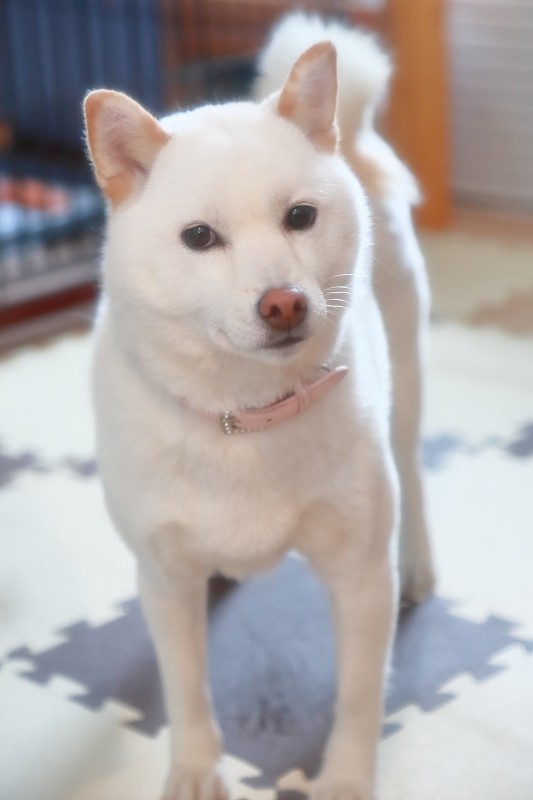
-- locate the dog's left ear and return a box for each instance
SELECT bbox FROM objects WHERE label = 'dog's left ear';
[277,41,338,152]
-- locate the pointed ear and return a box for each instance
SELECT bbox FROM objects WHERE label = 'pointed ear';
[277,42,338,152]
[84,90,169,206]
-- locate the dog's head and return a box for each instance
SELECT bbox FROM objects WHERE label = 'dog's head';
[84,43,371,378]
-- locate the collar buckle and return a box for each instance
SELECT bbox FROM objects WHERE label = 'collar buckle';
[221,411,239,435]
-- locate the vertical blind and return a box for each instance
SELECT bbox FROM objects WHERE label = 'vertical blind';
[449,0,533,211]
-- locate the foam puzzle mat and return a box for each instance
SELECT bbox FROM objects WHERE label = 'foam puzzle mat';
[1,320,532,800]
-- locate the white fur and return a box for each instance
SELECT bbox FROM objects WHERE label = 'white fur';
[254,12,391,139]
[88,13,434,800]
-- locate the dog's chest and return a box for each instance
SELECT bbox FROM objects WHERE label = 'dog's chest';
[94,340,363,574]
[134,411,352,574]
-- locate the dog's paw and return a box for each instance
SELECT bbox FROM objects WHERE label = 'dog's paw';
[162,767,228,800]
[310,776,374,800]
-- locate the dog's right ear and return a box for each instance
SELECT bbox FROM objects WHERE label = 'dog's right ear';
[84,90,169,206]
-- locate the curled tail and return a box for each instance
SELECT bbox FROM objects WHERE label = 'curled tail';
[254,13,419,203]
[253,12,391,147]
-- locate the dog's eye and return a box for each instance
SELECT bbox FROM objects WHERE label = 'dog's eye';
[285,204,317,231]
[181,224,219,251]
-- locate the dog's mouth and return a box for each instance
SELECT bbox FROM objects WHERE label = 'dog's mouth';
[210,326,307,360]
[263,335,305,351]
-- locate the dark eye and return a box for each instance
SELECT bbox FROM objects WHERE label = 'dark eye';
[285,204,317,231]
[181,224,219,251]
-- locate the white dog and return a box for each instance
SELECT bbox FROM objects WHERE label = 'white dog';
[84,13,434,800]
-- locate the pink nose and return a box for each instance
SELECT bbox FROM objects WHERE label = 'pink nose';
[258,285,308,331]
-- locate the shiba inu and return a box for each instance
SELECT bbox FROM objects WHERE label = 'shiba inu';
[84,12,434,800]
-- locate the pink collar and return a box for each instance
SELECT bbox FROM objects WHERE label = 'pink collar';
[180,365,348,435]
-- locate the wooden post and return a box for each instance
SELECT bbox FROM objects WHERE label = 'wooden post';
[384,0,452,228]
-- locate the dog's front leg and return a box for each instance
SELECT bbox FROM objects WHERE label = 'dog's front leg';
[300,503,397,800]
[320,559,395,800]
[138,568,226,800]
